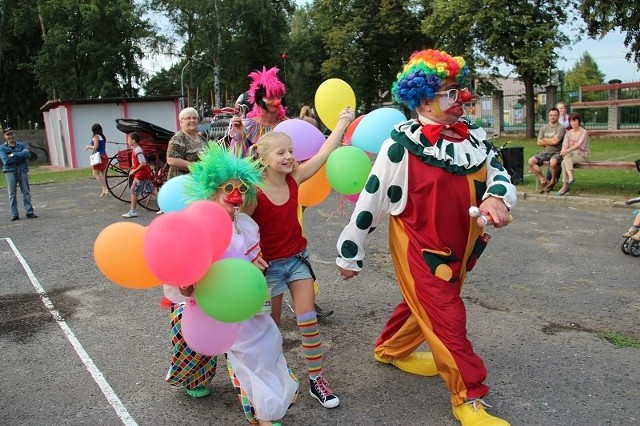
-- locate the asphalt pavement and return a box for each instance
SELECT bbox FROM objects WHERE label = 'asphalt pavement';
[1,178,639,426]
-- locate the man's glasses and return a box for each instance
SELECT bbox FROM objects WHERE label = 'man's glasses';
[435,87,468,103]
[218,181,249,194]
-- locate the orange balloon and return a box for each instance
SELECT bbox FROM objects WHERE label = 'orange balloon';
[94,222,162,289]
[343,114,365,145]
[299,164,331,207]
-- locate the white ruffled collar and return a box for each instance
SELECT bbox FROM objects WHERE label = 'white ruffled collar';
[395,118,489,169]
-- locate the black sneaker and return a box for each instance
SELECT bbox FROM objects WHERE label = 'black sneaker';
[309,375,339,408]
[26,213,38,219]
[10,216,19,221]
[314,303,334,321]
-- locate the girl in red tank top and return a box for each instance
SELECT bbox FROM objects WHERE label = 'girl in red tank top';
[247,107,354,410]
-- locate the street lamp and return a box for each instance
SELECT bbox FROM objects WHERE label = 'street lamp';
[181,57,216,111]
[180,62,189,110]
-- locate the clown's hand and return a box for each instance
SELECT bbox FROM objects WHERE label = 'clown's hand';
[338,266,358,281]
[179,285,195,297]
[477,197,511,228]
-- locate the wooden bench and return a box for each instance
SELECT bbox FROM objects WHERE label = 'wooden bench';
[534,160,640,190]
[540,160,638,170]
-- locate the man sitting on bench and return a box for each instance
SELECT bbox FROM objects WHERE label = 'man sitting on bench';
[527,107,566,193]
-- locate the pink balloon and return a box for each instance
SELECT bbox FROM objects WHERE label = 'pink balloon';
[274,119,326,161]
[181,298,240,356]
[143,212,213,287]
[346,193,360,203]
[184,201,233,263]
[222,249,250,261]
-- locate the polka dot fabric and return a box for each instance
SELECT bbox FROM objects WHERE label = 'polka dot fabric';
[336,119,516,272]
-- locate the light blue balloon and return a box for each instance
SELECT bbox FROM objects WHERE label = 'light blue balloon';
[351,107,407,154]
[158,174,190,212]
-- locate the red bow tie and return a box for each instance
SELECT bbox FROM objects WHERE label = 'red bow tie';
[421,121,469,145]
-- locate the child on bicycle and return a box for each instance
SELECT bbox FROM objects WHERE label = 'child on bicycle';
[246,107,354,409]
[121,132,157,218]
[623,213,640,241]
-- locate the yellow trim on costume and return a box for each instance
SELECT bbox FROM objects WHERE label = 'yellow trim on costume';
[386,216,467,403]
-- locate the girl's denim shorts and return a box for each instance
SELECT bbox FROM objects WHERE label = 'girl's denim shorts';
[265,249,313,297]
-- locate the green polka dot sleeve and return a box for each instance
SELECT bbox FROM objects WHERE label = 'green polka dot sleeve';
[336,139,409,272]
[482,144,517,209]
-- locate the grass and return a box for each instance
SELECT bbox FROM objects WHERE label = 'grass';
[596,331,640,349]
[0,165,93,187]
[493,136,640,199]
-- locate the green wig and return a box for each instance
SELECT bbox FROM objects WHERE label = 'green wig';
[187,142,263,204]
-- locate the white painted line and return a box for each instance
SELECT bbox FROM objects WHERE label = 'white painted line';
[2,238,138,426]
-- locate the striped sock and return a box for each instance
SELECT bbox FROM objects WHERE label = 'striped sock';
[297,311,322,378]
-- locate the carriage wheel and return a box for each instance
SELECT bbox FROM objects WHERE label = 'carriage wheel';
[137,162,168,212]
[630,240,640,257]
[105,155,132,204]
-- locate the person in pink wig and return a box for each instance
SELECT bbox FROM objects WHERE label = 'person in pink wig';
[229,67,288,157]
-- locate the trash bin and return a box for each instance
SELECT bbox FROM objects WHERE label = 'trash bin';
[500,146,524,185]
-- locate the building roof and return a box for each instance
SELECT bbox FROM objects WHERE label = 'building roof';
[40,95,179,112]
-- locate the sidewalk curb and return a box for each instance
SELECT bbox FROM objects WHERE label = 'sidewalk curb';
[517,191,637,209]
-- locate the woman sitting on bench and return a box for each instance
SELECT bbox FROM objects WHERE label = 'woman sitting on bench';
[557,112,589,196]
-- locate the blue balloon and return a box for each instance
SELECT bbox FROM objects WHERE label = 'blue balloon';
[158,174,190,212]
[351,107,407,153]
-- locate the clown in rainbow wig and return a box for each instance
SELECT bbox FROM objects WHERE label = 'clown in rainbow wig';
[230,67,287,157]
[165,142,298,426]
[336,49,516,426]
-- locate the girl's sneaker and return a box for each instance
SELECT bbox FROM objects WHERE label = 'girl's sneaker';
[309,375,339,408]
[122,210,138,218]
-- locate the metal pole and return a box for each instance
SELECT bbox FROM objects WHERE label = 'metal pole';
[180,62,189,110]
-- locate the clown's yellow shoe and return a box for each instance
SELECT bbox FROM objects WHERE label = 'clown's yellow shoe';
[374,351,438,377]
[452,400,510,426]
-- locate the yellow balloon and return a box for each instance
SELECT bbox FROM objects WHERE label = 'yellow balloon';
[315,79,356,130]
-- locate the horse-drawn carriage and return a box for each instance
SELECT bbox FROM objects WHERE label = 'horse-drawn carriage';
[105,118,174,212]
[104,108,240,212]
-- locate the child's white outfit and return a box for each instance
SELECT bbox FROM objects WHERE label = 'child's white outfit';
[164,212,298,423]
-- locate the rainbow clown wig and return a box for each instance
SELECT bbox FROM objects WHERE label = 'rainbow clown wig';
[392,49,469,110]
[247,66,287,120]
[187,142,263,204]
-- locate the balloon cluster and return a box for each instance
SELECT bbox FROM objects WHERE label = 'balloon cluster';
[94,188,269,356]
[275,79,405,205]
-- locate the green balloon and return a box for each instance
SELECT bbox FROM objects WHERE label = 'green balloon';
[194,258,268,323]
[326,146,372,195]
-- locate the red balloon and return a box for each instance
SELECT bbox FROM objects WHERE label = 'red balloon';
[343,114,365,146]
[143,212,213,286]
[184,201,233,263]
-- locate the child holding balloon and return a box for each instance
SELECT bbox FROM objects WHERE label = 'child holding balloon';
[246,106,354,409]
[178,142,297,426]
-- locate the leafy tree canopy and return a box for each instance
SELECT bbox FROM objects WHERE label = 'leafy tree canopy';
[565,52,605,88]
[580,0,640,69]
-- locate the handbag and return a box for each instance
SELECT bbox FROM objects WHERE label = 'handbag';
[89,151,102,166]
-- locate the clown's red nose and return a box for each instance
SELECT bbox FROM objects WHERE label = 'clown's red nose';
[226,189,243,205]
[459,90,473,103]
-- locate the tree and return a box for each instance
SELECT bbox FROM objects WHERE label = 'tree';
[151,0,293,108]
[580,0,640,69]
[312,0,429,112]
[422,0,573,138]
[33,0,162,99]
[0,0,48,129]
[565,52,605,89]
